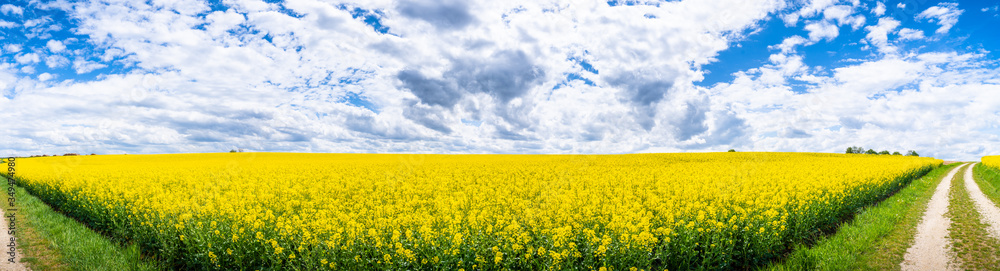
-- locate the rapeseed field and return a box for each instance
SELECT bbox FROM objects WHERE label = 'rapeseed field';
[16,152,939,270]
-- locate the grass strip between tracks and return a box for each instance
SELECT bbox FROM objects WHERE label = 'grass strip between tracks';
[949,164,1000,270]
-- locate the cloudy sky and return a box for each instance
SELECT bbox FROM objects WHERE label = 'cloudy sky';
[1,0,999,160]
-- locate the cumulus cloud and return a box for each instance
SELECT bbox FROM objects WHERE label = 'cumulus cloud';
[14,53,40,64]
[916,3,963,34]
[44,55,70,68]
[46,40,66,52]
[804,21,839,42]
[72,58,107,74]
[711,50,1000,159]
[897,28,925,41]
[0,4,23,15]
[3,44,22,53]
[770,35,808,53]
[0,0,791,156]
[864,17,900,54]
[1,0,997,161]
[872,2,886,16]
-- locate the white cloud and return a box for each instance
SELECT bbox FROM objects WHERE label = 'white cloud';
[873,2,886,16]
[983,5,999,15]
[822,5,865,29]
[842,15,865,30]
[782,0,853,27]
[0,0,789,156]
[823,5,852,22]
[770,35,808,53]
[14,53,40,64]
[203,10,246,37]
[897,3,905,9]
[709,50,1000,160]
[0,4,23,15]
[38,73,53,81]
[72,58,107,74]
[864,17,900,54]
[781,13,800,26]
[804,21,839,42]
[0,20,16,28]
[897,28,925,41]
[4,44,22,53]
[916,3,963,34]
[44,55,70,68]
[3,0,998,161]
[798,0,838,18]
[46,40,66,52]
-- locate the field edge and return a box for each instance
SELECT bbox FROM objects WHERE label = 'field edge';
[763,163,958,270]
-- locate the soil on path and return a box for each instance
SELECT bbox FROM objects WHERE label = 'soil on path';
[900,164,964,271]
[964,163,1000,239]
[0,207,30,271]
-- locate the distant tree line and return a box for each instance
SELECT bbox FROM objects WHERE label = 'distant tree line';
[845,146,918,156]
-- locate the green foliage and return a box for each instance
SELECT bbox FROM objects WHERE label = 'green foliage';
[844,147,911,156]
[906,150,919,157]
[845,146,865,154]
[728,149,736,152]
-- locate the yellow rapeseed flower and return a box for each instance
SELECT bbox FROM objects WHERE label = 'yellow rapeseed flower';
[15,152,940,270]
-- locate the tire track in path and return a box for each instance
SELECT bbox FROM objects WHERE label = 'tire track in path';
[900,163,964,271]
[964,163,1000,240]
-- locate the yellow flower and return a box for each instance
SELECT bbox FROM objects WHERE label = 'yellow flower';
[15,152,942,270]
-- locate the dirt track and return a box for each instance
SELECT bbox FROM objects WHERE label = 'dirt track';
[900,164,963,271]
[0,207,29,271]
[963,163,1000,239]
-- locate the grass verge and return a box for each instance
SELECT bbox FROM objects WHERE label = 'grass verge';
[763,163,959,270]
[948,164,1000,270]
[11,184,164,271]
[972,163,1000,208]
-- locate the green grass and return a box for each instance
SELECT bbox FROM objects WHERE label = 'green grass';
[947,164,1000,270]
[763,163,958,270]
[972,163,1000,209]
[10,184,164,271]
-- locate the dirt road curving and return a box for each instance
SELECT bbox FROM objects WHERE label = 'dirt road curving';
[963,163,1000,239]
[900,164,964,271]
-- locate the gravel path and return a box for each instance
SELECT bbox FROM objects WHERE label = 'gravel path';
[900,164,964,271]
[0,206,29,271]
[964,163,1000,239]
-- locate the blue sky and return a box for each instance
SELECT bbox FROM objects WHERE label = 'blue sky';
[2,0,999,160]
